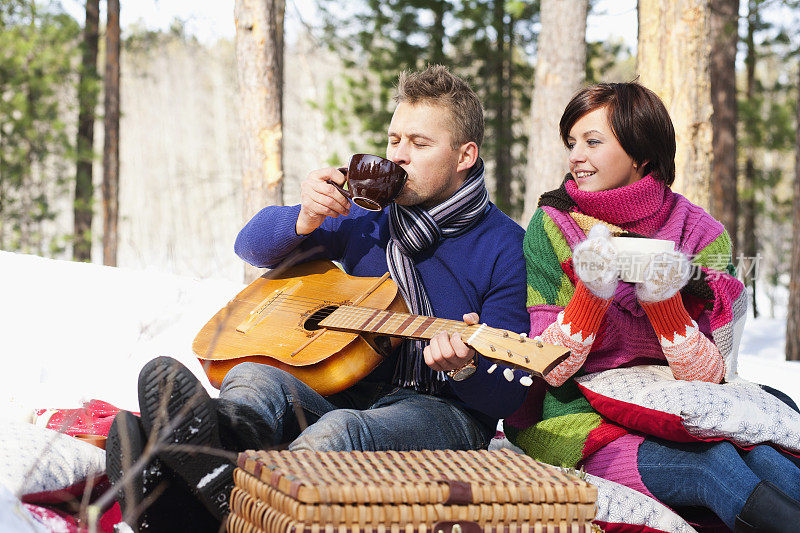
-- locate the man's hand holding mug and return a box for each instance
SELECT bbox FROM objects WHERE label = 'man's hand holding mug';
[296,154,407,235]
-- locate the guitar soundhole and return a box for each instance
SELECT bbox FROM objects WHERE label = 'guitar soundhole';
[304,305,339,331]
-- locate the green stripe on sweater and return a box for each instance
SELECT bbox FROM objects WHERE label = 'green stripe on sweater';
[512,412,603,468]
[693,229,736,276]
[543,380,594,417]
[543,212,573,263]
[524,209,574,307]
[510,381,602,468]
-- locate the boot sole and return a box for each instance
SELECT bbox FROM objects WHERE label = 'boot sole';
[137,356,235,521]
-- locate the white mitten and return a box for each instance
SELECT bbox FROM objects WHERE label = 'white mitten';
[573,225,619,300]
[636,250,693,302]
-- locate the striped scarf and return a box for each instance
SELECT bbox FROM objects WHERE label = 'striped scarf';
[387,158,489,394]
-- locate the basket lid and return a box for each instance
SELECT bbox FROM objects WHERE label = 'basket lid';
[236,449,596,506]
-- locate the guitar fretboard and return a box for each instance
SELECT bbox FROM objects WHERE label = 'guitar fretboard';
[319,305,468,340]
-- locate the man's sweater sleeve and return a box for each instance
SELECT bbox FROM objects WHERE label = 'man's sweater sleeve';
[235,205,305,268]
[235,204,347,268]
[447,219,532,419]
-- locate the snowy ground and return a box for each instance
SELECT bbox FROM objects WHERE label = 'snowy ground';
[1,250,799,421]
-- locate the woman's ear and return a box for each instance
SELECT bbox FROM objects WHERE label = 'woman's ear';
[636,159,650,177]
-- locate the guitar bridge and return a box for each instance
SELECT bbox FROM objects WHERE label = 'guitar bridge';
[236,281,303,334]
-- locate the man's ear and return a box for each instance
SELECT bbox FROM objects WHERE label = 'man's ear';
[456,142,479,173]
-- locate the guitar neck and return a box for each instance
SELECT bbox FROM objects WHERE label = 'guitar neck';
[319,305,467,340]
[319,304,572,379]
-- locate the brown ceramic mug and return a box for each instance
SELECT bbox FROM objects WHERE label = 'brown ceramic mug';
[326,154,407,211]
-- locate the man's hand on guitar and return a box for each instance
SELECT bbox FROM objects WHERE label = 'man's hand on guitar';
[423,312,479,373]
[296,167,351,235]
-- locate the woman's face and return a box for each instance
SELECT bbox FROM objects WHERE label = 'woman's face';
[566,107,645,192]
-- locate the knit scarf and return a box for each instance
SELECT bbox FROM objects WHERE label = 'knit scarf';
[539,174,673,237]
[387,158,489,394]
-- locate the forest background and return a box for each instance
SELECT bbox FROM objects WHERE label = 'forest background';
[1,0,800,360]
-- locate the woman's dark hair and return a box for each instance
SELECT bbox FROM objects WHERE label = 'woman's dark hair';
[559,82,676,187]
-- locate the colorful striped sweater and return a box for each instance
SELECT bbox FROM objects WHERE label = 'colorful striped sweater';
[505,175,747,496]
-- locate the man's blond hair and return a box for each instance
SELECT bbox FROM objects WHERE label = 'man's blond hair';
[395,65,484,150]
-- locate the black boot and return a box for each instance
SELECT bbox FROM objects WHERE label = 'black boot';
[213,398,274,452]
[105,410,218,532]
[735,481,800,533]
[137,356,237,524]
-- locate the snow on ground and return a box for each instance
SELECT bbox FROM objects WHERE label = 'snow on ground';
[1,251,240,419]
[738,314,800,407]
[1,250,799,419]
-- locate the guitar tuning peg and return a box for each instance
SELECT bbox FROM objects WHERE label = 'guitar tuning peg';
[503,368,514,381]
[487,363,497,374]
[520,375,533,387]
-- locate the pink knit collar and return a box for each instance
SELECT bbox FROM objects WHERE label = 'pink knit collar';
[565,174,673,236]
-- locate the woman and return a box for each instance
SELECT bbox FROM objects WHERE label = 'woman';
[505,82,800,532]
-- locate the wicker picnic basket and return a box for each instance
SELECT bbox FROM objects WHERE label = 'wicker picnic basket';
[226,448,597,533]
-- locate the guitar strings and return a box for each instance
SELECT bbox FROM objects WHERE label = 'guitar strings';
[239,293,542,345]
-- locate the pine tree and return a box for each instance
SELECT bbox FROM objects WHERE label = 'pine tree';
[235,0,285,282]
[709,0,739,252]
[0,1,80,254]
[787,60,800,361]
[738,0,796,318]
[73,0,100,262]
[638,0,714,209]
[102,0,120,266]
[522,0,587,221]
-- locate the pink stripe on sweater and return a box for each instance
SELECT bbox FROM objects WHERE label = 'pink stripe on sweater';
[582,433,656,500]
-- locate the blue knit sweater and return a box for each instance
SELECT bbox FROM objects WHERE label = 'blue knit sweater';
[234,203,530,432]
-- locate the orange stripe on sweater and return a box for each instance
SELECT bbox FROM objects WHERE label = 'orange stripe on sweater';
[539,280,612,386]
[640,294,691,342]
[641,293,724,383]
[562,281,612,339]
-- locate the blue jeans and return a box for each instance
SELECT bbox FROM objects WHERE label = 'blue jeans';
[638,437,800,529]
[219,363,489,452]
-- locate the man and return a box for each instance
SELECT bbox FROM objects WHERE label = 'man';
[106,65,530,531]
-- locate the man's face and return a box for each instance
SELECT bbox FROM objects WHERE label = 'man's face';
[386,102,468,209]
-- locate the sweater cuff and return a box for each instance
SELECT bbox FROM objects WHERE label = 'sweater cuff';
[640,293,693,340]
[562,280,612,337]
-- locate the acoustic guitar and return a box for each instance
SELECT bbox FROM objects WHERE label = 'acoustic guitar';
[193,260,570,396]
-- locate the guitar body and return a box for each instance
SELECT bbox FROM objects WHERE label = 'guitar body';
[193,260,405,396]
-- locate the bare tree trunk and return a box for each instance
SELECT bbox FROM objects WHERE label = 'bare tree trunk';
[492,0,513,214]
[522,0,587,222]
[20,86,34,251]
[430,0,446,65]
[742,0,758,317]
[235,0,285,282]
[74,0,100,262]
[709,0,738,252]
[102,0,120,266]
[638,0,713,210]
[786,64,800,361]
